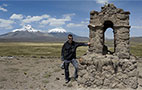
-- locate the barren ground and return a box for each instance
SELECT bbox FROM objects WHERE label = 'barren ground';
[0,56,142,90]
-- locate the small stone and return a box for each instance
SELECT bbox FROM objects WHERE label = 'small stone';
[63,84,67,86]
[115,82,126,89]
[56,77,60,80]
[40,56,45,59]
[32,56,37,58]
[139,75,142,79]
[24,72,27,75]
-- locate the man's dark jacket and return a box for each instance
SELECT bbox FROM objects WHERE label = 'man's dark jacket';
[61,41,88,60]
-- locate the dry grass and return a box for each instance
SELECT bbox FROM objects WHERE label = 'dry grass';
[0,42,141,58]
[0,42,88,57]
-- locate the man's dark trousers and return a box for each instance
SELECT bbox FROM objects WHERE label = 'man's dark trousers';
[64,59,78,81]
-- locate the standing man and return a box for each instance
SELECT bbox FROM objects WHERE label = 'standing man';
[61,34,90,83]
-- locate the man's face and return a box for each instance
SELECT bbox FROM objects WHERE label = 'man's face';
[68,36,73,44]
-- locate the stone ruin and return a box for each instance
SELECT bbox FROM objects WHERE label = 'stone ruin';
[78,4,139,89]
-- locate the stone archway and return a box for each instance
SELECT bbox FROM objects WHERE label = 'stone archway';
[88,3,130,59]
[103,20,115,55]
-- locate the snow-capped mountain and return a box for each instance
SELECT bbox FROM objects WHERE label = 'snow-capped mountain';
[13,25,40,32]
[48,27,67,33]
[0,25,88,42]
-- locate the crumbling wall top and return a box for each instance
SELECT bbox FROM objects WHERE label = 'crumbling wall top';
[89,3,130,27]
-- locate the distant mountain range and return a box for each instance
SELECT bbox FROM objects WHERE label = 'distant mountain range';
[106,37,142,43]
[130,37,142,43]
[0,25,142,42]
[0,25,89,42]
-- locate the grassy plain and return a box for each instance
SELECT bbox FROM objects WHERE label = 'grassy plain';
[0,42,88,57]
[0,42,141,57]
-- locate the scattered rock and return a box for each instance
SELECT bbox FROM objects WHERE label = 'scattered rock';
[139,75,142,79]
[55,77,60,80]
[24,72,27,75]
[32,56,37,58]
[40,56,45,59]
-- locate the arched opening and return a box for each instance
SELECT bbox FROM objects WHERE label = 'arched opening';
[104,28,114,53]
[103,21,113,30]
[103,21,115,55]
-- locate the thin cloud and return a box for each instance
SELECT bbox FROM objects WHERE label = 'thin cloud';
[10,14,24,20]
[0,7,8,12]
[63,13,75,21]
[23,16,43,23]
[40,18,66,26]
[67,21,89,28]
[96,0,109,4]
[40,13,75,26]
[0,19,14,29]
[22,14,50,24]
[2,4,8,7]
[48,18,66,26]
[0,4,8,12]
[131,26,142,29]
[67,23,83,27]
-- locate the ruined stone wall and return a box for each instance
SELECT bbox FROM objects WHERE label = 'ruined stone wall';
[78,54,138,89]
[78,4,138,89]
[88,26,104,53]
[114,26,130,59]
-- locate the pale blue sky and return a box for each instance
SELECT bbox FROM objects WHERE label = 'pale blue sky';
[0,0,142,38]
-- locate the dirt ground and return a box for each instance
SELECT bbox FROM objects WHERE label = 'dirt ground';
[0,56,142,90]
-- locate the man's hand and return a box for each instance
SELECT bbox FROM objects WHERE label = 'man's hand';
[60,62,65,69]
[88,42,90,46]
